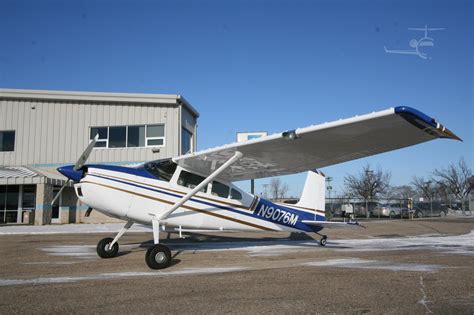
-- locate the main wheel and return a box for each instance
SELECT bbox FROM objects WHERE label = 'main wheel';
[320,236,328,247]
[97,237,119,258]
[145,244,172,269]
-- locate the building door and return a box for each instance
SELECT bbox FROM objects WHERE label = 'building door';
[51,187,61,224]
[0,185,20,224]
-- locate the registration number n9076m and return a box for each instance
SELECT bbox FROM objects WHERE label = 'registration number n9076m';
[254,204,299,226]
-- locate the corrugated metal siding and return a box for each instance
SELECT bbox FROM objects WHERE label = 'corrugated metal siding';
[0,98,191,166]
[181,106,197,153]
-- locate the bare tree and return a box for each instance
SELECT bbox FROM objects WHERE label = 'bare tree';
[411,176,437,201]
[344,164,391,200]
[433,158,472,212]
[389,185,417,200]
[269,178,289,199]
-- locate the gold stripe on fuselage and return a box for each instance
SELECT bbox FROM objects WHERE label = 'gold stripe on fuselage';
[81,180,276,232]
[87,172,251,211]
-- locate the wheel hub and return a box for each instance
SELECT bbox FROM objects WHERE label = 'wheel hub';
[155,252,167,263]
[105,243,112,252]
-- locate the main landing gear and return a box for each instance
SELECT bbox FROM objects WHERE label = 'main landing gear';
[96,220,173,270]
[145,244,171,269]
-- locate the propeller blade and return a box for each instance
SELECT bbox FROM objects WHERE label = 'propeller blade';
[51,179,70,205]
[73,134,99,171]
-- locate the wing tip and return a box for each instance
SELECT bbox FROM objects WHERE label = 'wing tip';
[394,106,461,141]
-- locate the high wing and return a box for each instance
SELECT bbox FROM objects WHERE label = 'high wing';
[173,107,460,182]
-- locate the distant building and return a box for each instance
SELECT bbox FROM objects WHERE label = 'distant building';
[0,89,199,225]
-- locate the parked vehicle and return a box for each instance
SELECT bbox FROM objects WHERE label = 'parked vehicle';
[371,204,405,218]
[353,202,380,218]
[413,202,448,218]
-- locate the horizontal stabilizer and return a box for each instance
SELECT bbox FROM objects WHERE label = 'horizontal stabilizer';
[302,220,364,229]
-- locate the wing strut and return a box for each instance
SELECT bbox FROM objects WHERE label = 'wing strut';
[157,151,244,221]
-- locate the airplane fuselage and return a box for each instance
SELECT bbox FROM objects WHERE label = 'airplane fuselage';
[75,164,324,233]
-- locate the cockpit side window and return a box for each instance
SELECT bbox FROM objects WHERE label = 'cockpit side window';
[143,159,177,182]
[177,170,207,193]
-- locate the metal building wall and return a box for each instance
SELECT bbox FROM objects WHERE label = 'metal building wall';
[0,97,187,166]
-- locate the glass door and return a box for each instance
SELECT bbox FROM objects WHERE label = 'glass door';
[51,187,61,223]
[0,185,20,224]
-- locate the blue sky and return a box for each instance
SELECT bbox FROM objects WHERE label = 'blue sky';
[1,0,472,196]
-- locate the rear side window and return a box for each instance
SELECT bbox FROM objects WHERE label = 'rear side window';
[211,181,229,198]
[230,188,242,200]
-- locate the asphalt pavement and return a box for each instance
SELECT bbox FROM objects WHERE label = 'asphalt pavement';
[0,217,473,314]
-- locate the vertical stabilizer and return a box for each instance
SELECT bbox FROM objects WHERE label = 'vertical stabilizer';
[296,170,326,212]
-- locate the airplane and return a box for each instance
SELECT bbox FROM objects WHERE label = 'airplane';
[384,25,445,59]
[54,106,460,269]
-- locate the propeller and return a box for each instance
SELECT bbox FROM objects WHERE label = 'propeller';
[51,134,99,205]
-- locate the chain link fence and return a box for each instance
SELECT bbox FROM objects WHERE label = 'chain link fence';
[325,198,471,220]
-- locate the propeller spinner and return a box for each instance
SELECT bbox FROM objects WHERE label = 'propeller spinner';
[51,134,99,205]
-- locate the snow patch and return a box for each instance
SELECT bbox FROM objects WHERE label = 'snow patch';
[0,223,152,235]
[303,258,444,272]
[0,267,247,286]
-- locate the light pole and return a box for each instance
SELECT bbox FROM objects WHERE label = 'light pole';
[424,181,433,217]
[326,176,333,216]
[365,170,374,219]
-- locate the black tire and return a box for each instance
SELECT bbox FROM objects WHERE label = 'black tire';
[145,244,172,269]
[416,211,423,219]
[97,237,119,258]
[439,211,446,217]
[389,211,396,218]
[320,236,327,247]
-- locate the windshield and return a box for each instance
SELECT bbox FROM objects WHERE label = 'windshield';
[142,159,177,182]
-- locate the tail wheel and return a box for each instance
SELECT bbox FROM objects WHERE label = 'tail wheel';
[146,244,172,269]
[97,237,119,258]
[320,236,328,247]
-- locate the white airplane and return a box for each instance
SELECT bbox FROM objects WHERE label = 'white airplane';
[384,25,445,59]
[54,106,460,269]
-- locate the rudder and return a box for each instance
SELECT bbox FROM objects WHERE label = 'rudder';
[296,170,326,213]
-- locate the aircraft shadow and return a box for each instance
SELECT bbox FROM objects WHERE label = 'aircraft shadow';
[120,231,334,253]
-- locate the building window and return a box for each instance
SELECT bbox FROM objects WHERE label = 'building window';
[109,126,126,148]
[0,131,15,152]
[181,128,193,155]
[90,124,165,149]
[127,125,145,147]
[90,127,108,147]
[146,125,165,147]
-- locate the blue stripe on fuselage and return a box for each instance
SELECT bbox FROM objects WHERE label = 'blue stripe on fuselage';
[86,172,324,232]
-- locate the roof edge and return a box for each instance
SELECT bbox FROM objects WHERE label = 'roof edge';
[0,88,179,105]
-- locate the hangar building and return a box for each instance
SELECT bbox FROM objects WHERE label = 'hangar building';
[0,89,199,225]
